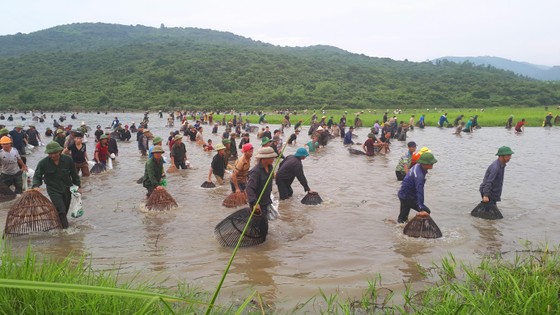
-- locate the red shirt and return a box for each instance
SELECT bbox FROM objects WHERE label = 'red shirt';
[95,142,109,162]
[515,121,526,130]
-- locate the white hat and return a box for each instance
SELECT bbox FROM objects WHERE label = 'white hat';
[255,147,277,159]
[317,126,324,131]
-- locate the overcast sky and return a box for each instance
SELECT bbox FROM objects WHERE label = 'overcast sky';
[2,0,559,66]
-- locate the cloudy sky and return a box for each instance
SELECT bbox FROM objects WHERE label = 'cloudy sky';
[1,0,559,66]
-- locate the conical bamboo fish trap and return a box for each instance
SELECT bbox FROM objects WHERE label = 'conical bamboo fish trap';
[403,212,442,239]
[348,148,366,155]
[214,207,268,247]
[471,202,503,220]
[145,188,177,211]
[222,191,248,208]
[201,181,216,188]
[301,191,323,205]
[4,190,62,236]
[0,184,16,203]
[90,162,106,174]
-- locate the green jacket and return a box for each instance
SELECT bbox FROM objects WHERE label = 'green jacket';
[143,157,164,188]
[32,154,80,195]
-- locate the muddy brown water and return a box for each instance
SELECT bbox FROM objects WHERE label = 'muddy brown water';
[1,112,559,312]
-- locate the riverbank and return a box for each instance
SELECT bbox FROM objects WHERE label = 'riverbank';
[231,106,558,128]
[1,243,558,314]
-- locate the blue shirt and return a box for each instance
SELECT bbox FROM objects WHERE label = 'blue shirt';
[398,164,428,209]
[343,130,354,144]
[479,159,505,201]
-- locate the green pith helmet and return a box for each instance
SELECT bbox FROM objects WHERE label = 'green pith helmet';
[496,146,514,156]
[261,137,271,145]
[0,128,8,136]
[152,136,163,145]
[44,141,64,154]
[417,152,437,165]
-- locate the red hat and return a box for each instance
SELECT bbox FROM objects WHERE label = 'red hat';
[242,143,254,152]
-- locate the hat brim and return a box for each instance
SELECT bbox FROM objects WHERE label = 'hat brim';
[256,153,277,159]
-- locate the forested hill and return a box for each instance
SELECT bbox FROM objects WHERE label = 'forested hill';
[1,23,559,110]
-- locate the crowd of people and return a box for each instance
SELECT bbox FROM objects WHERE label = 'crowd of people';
[0,107,553,234]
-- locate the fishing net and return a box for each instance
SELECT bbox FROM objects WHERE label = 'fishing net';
[145,188,178,211]
[90,162,106,174]
[0,184,16,202]
[301,191,323,205]
[471,202,503,220]
[201,181,216,188]
[222,191,248,208]
[167,164,178,174]
[214,207,268,247]
[348,148,366,155]
[4,190,62,236]
[403,212,442,239]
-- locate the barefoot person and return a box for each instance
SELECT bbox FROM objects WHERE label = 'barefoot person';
[397,152,437,223]
[246,147,277,216]
[32,142,81,228]
[0,136,28,194]
[276,148,313,200]
[479,146,514,206]
[143,145,166,197]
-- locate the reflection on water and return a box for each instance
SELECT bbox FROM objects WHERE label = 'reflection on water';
[472,219,503,257]
[1,112,559,312]
[392,239,430,283]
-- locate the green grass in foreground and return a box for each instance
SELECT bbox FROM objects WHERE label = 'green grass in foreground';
[216,106,559,128]
[1,242,559,314]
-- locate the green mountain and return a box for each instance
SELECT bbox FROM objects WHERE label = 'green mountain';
[434,56,560,81]
[1,23,559,110]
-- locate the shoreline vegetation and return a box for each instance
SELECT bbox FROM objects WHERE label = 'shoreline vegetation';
[1,243,558,314]
[3,106,559,128]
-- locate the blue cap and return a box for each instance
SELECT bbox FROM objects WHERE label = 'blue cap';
[294,147,309,158]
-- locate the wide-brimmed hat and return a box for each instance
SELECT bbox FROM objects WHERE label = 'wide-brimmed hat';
[294,147,309,158]
[496,146,514,156]
[417,152,437,165]
[100,134,108,140]
[56,129,64,134]
[242,143,254,152]
[15,124,23,129]
[143,129,150,133]
[152,145,165,153]
[255,147,277,159]
[261,137,271,145]
[215,143,226,151]
[222,138,231,145]
[152,136,163,145]
[174,134,183,141]
[45,141,64,154]
[28,124,35,128]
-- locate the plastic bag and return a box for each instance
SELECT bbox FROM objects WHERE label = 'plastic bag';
[267,193,280,220]
[159,178,168,187]
[107,157,113,170]
[69,185,84,218]
[110,153,116,159]
[22,171,28,191]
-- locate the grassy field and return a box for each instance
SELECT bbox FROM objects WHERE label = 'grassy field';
[215,106,560,128]
[2,242,559,314]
